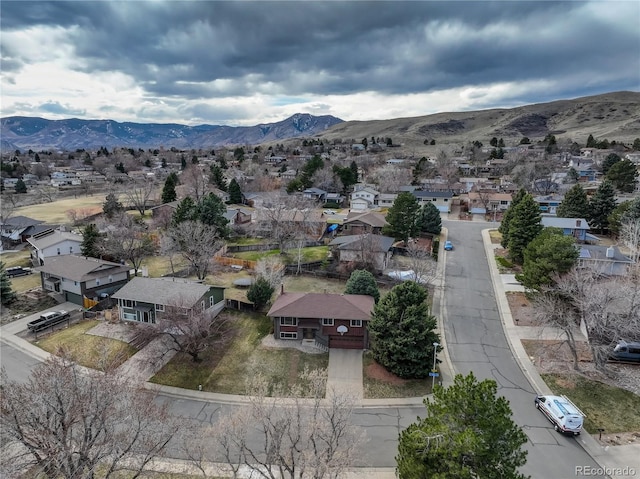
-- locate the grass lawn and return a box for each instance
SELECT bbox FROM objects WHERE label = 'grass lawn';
[141,254,189,278]
[363,352,431,398]
[35,320,137,370]
[233,246,329,263]
[14,195,109,224]
[9,273,42,293]
[0,249,31,268]
[541,373,640,434]
[228,237,268,246]
[489,229,503,244]
[150,311,329,396]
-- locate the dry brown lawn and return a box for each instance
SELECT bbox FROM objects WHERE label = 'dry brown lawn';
[15,195,110,224]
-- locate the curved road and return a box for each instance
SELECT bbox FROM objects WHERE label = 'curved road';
[442,220,603,478]
[0,220,606,477]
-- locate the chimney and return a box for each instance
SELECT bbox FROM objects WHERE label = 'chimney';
[606,246,615,258]
[576,219,581,227]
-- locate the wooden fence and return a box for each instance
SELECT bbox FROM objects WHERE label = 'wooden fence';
[214,256,257,269]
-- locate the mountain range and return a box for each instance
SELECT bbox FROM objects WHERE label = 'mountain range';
[0,113,343,152]
[2,91,639,152]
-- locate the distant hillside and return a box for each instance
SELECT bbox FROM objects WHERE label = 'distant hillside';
[3,92,638,153]
[319,91,640,151]
[0,113,343,151]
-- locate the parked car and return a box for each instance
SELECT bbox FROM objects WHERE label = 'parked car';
[609,340,640,363]
[5,266,32,277]
[444,240,453,251]
[534,394,585,435]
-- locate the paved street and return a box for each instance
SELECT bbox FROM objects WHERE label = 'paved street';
[442,220,605,479]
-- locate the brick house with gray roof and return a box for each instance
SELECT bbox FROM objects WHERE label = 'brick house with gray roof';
[267,290,375,349]
[111,277,225,324]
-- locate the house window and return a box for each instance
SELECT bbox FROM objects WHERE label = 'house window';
[350,319,363,327]
[209,296,214,307]
[500,200,508,205]
[95,278,100,286]
[201,300,205,310]
[108,275,113,283]
[444,198,449,202]
[280,317,297,326]
[155,304,165,312]
[432,198,437,202]
[123,299,134,308]
[69,246,73,253]
[280,332,297,339]
[322,318,334,326]
[57,248,61,255]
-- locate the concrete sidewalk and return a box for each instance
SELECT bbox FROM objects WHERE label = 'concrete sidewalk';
[481,228,640,478]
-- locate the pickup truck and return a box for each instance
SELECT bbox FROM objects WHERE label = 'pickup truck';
[6,266,32,277]
[27,310,70,332]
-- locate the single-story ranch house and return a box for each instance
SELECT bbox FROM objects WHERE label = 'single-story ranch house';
[267,290,375,349]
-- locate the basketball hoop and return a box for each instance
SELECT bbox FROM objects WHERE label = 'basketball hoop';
[337,325,348,336]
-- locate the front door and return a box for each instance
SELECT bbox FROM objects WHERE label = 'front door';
[302,328,315,340]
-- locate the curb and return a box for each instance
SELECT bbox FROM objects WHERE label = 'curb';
[481,228,621,473]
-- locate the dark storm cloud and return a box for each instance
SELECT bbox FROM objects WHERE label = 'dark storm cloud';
[2,1,639,105]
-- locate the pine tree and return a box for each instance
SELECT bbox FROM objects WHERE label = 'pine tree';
[14,179,27,194]
[589,180,617,234]
[499,189,527,248]
[383,192,421,244]
[247,276,274,310]
[601,153,621,175]
[418,202,442,235]
[606,159,639,193]
[396,372,528,479]
[161,173,178,204]
[507,193,542,264]
[80,224,101,258]
[228,178,243,205]
[516,228,578,291]
[369,281,439,378]
[209,164,228,191]
[0,262,17,305]
[171,197,197,226]
[344,269,380,303]
[556,184,589,219]
[102,193,124,218]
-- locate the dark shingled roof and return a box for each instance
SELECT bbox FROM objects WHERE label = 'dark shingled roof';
[267,292,374,320]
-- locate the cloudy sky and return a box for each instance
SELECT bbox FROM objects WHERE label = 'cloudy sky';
[1,1,639,126]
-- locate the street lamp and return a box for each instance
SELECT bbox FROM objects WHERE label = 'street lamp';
[432,342,440,389]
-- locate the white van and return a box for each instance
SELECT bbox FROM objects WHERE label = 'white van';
[534,394,585,435]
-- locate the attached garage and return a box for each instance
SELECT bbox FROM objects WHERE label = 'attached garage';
[329,335,364,349]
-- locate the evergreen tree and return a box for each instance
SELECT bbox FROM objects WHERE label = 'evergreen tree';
[171,197,197,226]
[0,262,17,305]
[633,138,640,150]
[228,178,243,204]
[499,189,527,248]
[556,184,589,219]
[180,155,187,170]
[102,193,124,218]
[209,164,228,191]
[344,269,380,303]
[14,179,27,194]
[161,173,178,204]
[621,197,640,224]
[369,281,439,378]
[588,180,617,234]
[601,153,621,175]
[196,193,230,237]
[247,276,275,310]
[606,159,638,193]
[566,167,579,183]
[383,192,421,244]
[507,193,542,264]
[608,200,633,238]
[586,134,597,148]
[80,224,101,258]
[396,372,528,479]
[418,202,442,235]
[516,228,578,291]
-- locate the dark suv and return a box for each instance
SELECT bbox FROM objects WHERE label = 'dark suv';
[5,266,32,277]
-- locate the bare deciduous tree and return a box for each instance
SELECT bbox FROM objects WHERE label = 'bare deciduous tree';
[124,178,157,216]
[621,218,640,264]
[181,165,209,202]
[552,267,640,372]
[404,240,439,286]
[167,220,225,280]
[370,164,413,193]
[133,302,231,363]
[100,213,157,275]
[0,356,181,479]
[255,256,285,289]
[212,368,364,479]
